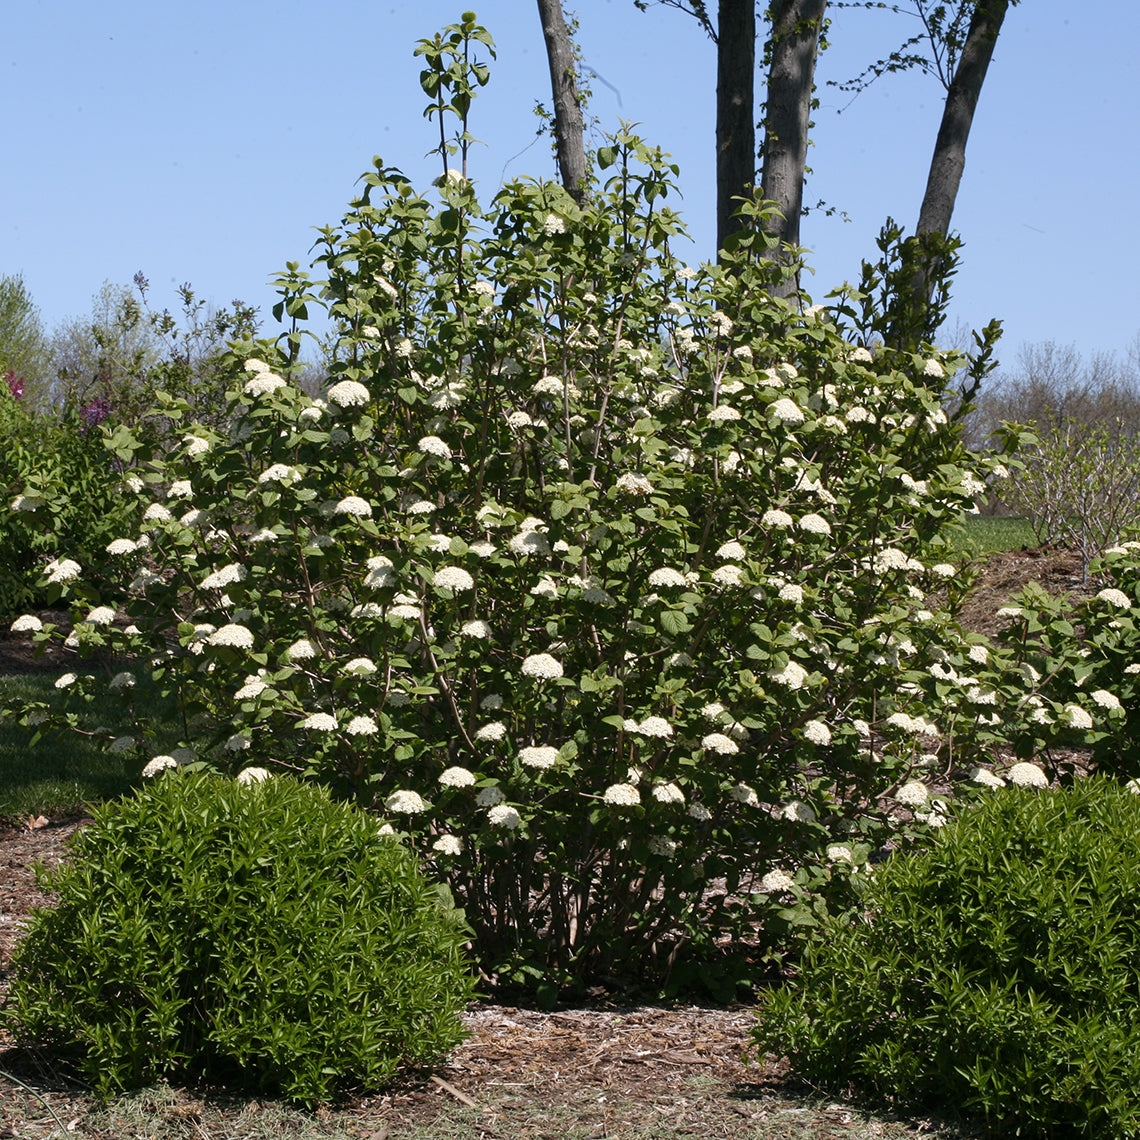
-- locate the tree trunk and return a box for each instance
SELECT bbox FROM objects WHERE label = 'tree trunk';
[715,0,755,256]
[916,0,1010,240]
[760,0,828,295]
[537,0,588,203]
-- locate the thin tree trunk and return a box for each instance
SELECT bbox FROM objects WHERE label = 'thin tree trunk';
[760,0,828,294]
[916,0,1010,239]
[537,0,588,203]
[715,0,755,256]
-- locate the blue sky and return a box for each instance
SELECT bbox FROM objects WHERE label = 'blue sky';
[4,1,1137,369]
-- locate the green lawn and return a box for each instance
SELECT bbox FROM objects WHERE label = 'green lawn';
[948,513,1036,557]
[0,673,181,824]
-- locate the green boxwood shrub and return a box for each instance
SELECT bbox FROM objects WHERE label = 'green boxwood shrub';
[753,774,1140,1138]
[2,772,474,1105]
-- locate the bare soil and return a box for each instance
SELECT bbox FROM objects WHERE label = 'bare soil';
[0,546,1090,1138]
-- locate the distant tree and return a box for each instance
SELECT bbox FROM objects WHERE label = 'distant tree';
[0,274,51,402]
[536,0,589,202]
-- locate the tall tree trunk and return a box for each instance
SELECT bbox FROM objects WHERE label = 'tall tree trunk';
[715,0,755,257]
[537,0,588,203]
[916,0,1010,239]
[760,0,827,296]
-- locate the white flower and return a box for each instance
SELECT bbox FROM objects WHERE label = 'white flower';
[543,212,566,235]
[648,567,687,588]
[778,583,804,604]
[509,530,551,557]
[45,558,82,583]
[460,619,491,639]
[603,783,641,806]
[895,781,929,807]
[468,541,496,558]
[475,721,507,743]
[519,745,559,770]
[615,472,654,496]
[326,380,370,407]
[202,563,247,590]
[769,398,805,425]
[406,499,436,515]
[827,845,855,863]
[258,463,301,484]
[342,657,377,675]
[1064,704,1094,729]
[334,496,372,518]
[287,638,319,661]
[10,614,42,633]
[237,766,270,785]
[711,564,744,587]
[1091,689,1121,710]
[707,405,741,423]
[782,800,817,823]
[798,513,831,535]
[802,720,831,746]
[184,435,211,456]
[346,715,378,735]
[386,789,428,814]
[109,671,135,690]
[768,660,809,690]
[687,801,712,821]
[972,767,1006,788]
[476,786,506,806]
[930,563,957,579]
[208,623,255,648]
[760,869,796,893]
[434,566,475,593]
[433,835,464,855]
[142,755,179,778]
[996,606,1024,619]
[701,732,739,755]
[53,671,77,690]
[82,606,115,626]
[715,541,747,561]
[105,538,137,556]
[225,732,252,751]
[243,371,287,396]
[439,766,477,787]
[488,804,521,828]
[1097,588,1132,609]
[923,358,945,378]
[235,678,267,700]
[521,653,563,680]
[652,782,685,804]
[762,509,794,529]
[418,435,452,459]
[729,783,759,807]
[1008,761,1048,787]
[301,712,338,731]
[636,716,674,739]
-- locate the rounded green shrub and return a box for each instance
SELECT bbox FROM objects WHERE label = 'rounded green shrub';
[754,775,1140,1138]
[2,772,475,1105]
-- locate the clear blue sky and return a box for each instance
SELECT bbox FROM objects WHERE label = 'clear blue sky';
[4,1,1137,369]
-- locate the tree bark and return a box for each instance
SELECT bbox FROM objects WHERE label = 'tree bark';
[537,0,588,203]
[760,0,828,294]
[715,0,755,256]
[916,0,1009,238]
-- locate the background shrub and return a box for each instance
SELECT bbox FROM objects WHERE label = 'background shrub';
[754,775,1140,1139]
[2,772,474,1105]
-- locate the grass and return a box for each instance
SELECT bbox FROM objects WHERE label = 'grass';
[948,513,1036,557]
[0,672,183,824]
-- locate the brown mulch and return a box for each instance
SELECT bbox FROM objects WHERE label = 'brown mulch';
[0,545,1092,1136]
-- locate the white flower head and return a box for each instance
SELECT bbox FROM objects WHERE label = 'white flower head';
[701,732,739,755]
[1091,689,1122,710]
[615,472,654,496]
[648,567,687,588]
[603,783,641,806]
[237,766,271,785]
[488,803,521,829]
[762,509,794,529]
[434,565,475,593]
[243,370,287,397]
[519,745,559,770]
[1008,761,1048,787]
[142,755,179,778]
[10,614,43,633]
[439,766,477,787]
[432,834,464,856]
[769,398,805,425]
[326,379,371,408]
[45,558,82,583]
[334,495,372,518]
[798,513,832,536]
[386,789,428,814]
[1097,588,1132,609]
[707,405,741,423]
[346,715,378,736]
[715,540,747,561]
[895,781,929,808]
[475,721,507,743]
[342,657,377,675]
[208,624,254,649]
[418,435,452,459]
[802,720,831,746]
[760,869,796,893]
[521,653,563,680]
[652,782,685,804]
[636,716,673,739]
[301,712,338,731]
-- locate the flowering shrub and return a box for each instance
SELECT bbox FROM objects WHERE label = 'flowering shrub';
[0,376,130,615]
[754,775,1140,1138]
[4,15,1013,989]
[3,772,473,1105]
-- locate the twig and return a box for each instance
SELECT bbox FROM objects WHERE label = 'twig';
[0,1066,71,1135]
[430,1073,478,1107]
